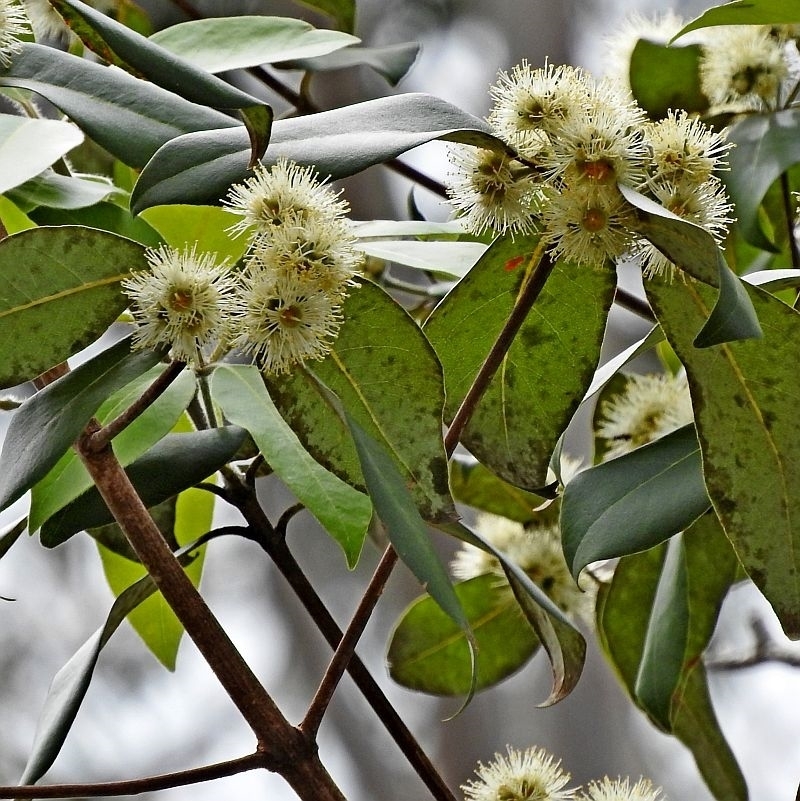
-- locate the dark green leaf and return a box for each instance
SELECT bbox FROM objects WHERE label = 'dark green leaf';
[561,425,711,578]
[0,43,238,169]
[425,234,615,489]
[0,227,147,387]
[676,0,800,38]
[267,281,454,522]
[0,337,162,513]
[10,173,114,210]
[40,426,246,546]
[388,575,539,695]
[630,39,707,119]
[646,277,800,638]
[51,0,272,166]
[149,16,359,73]
[211,364,372,568]
[131,93,500,211]
[0,516,25,561]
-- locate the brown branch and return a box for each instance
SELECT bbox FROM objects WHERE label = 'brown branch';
[0,752,266,799]
[74,421,347,801]
[301,545,398,737]
[614,286,656,322]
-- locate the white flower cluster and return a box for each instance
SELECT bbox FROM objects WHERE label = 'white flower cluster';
[0,0,30,67]
[446,61,732,277]
[462,745,664,801]
[122,159,362,373]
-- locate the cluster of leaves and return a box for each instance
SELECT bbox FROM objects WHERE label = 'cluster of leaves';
[0,1,800,800]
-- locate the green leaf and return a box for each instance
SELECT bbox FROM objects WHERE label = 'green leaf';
[39,426,246,546]
[424,235,615,489]
[29,202,163,247]
[0,226,146,387]
[387,574,539,695]
[724,109,800,252]
[646,277,800,638]
[139,205,248,263]
[676,0,800,38]
[0,115,83,194]
[51,0,272,166]
[9,172,114,210]
[449,457,546,524]
[629,39,707,119]
[359,239,486,278]
[211,364,372,568]
[18,573,158,785]
[0,337,162,513]
[561,426,710,579]
[149,16,360,73]
[0,195,36,234]
[29,368,196,532]
[620,184,762,345]
[0,517,25,561]
[130,93,501,212]
[277,42,420,86]
[267,281,454,522]
[97,486,211,669]
[295,0,355,32]
[0,43,238,169]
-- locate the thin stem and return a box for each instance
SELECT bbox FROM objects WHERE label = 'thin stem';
[300,545,398,738]
[614,286,656,322]
[444,245,555,457]
[0,753,266,799]
[85,360,186,452]
[780,170,800,272]
[75,422,346,801]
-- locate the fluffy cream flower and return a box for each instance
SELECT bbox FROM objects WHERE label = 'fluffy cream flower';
[577,777,663,801]
[0,0,30,67]
[462,745,575,801]
[596,372,694,459]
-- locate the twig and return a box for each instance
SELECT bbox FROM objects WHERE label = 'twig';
[614,286,656,322]
[444,245,555,457]
[301,545,398,737]
[0,752,266,799]
[84,360,186,452]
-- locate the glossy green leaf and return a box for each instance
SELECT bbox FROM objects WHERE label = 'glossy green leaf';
[0,226,146,387]
[0,337,162,513]
[29,202,163,247]
[621,184,762,345]
[388,574,539,695]
[449,457,546,524]
[0,43,238,169]
[630,39,707,119]
[18,573,158,785]
[278,42,420,86]
[267,281,454,522]
[677,0,800,38]
[29,368,195,532]
[646,277,800,638]
[296,0,355,32]
[0,196,35,234]
[211,364,372,568]
[139,205,248,263]
[9,172,114,210]
[360,239,486,278]
[97,486,211,669]
[40,426,246,546]
[130,93,500,211]
[51,0,272,166]
[0,115,83,194]
[724,109,800,251]
[425,234,615,489]
[149,16,359,73]
[561,426,710,578]
[0,517,25,561]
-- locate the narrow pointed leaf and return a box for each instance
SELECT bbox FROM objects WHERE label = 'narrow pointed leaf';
[388,575,539,695]
[425,234,615,489]
[0,43,238,169]
[39,426,246,546]
[267,281,454,521]
[212,364,372,568]
[0,337,162,513]
[0,115,83,195]
[0,226,146,388]
[131,93,500,211]
[11,172,114,210]
[149,16,360,73]
[646,277,800,638]
[359,239,486,278]
[561,425,711,579]
[676,0,800,38]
